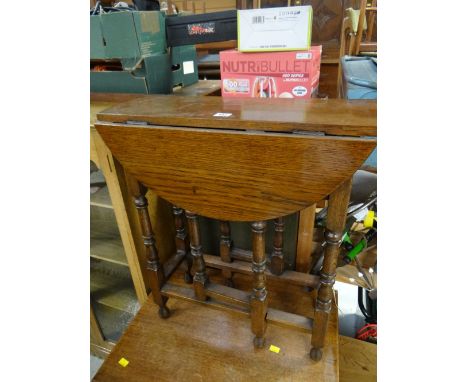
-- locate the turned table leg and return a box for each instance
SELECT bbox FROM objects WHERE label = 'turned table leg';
[172,206,193,284]
[310,178,352,360]
[250,221,268,348]
[128,176,170,318]
[219,220,234,287]
[270,217,285,275]
[186,211,209,301]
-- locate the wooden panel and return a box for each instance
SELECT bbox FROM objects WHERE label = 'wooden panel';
[339,336,377,382]
[95,122,375,221]
[173,0,236,13]
[94,270,339,382]
[295,204,317,272]
[319,62,339,99]
[97,95,377,137]
[92,128,149,304]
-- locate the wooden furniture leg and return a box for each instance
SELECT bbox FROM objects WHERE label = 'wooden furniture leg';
[172,206,193,284]
[186,211,209,301]
[270,217,285,275]
[128,176,170,318]
[250,221,268,348]
[220,221,234,287]
[310,178,352,360]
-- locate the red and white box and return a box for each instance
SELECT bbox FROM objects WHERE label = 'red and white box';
[220,46,322,99]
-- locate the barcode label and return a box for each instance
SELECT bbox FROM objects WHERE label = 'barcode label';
[252,16,265,24]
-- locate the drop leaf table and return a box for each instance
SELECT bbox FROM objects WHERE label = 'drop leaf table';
[95,95,376,360]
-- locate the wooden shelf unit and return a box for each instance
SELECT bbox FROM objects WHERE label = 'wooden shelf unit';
[90,103,149,358]
[90,185,113,209]
[90,225,128,266]
[91,260,140,315]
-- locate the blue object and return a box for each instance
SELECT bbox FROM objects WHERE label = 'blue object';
[341,55,377,167]
[341,56,377,100]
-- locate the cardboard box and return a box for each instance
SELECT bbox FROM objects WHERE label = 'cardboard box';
[171,45,199,88]
[237,6,312,52]
[220,47,322,99]
[90,11,166,60]
[90,54,172,94]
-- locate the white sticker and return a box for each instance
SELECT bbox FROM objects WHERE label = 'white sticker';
[183,60,194,74]
[292,86,307,96]
[296,52,311,59]
[213,112,232,117]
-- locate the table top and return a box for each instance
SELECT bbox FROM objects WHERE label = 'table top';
[93,269,377,382]
[93,269,340,382]
[96,94,376,137]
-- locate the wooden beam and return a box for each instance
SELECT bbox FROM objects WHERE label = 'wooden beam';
[161,282,314,333]
[203,254,320,288]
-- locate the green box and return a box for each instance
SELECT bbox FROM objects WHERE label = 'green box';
[90,53,172,94]
[170,45,198,87]
[90,11,166,60]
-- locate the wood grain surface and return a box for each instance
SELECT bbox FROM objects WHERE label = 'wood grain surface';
[97,95,376,137]
[95,123,375,221]
[339,336,377,382]
[93,269,340,382]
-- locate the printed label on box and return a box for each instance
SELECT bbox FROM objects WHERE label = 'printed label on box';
[238,6,312,52]
[220,47,322,99]
[183,61,194,74]
[296,52,311,59]
[187,22,215,35]
[223,79,250,94]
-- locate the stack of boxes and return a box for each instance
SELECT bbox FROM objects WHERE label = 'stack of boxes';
[220,6,322,99]
[90,10,198,94]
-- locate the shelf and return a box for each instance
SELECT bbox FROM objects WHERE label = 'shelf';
[91,185,113,209]
[91,261,140,315]
[90,230,128,266]
[92,302,134,343]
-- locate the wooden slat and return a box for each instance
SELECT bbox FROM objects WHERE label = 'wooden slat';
[90,230,128,266]
[230,247,252,262]
[267,308,313,333]
[161,282,250,315]
[205,283,250,307]
[203,254,320,288]
[162,282,316,333]
[91,267,140,315]
[163,252,187,280]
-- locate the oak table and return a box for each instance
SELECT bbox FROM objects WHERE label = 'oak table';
[95,94,376,361]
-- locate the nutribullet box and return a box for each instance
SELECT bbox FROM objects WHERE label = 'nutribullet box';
[220,47,322,99]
